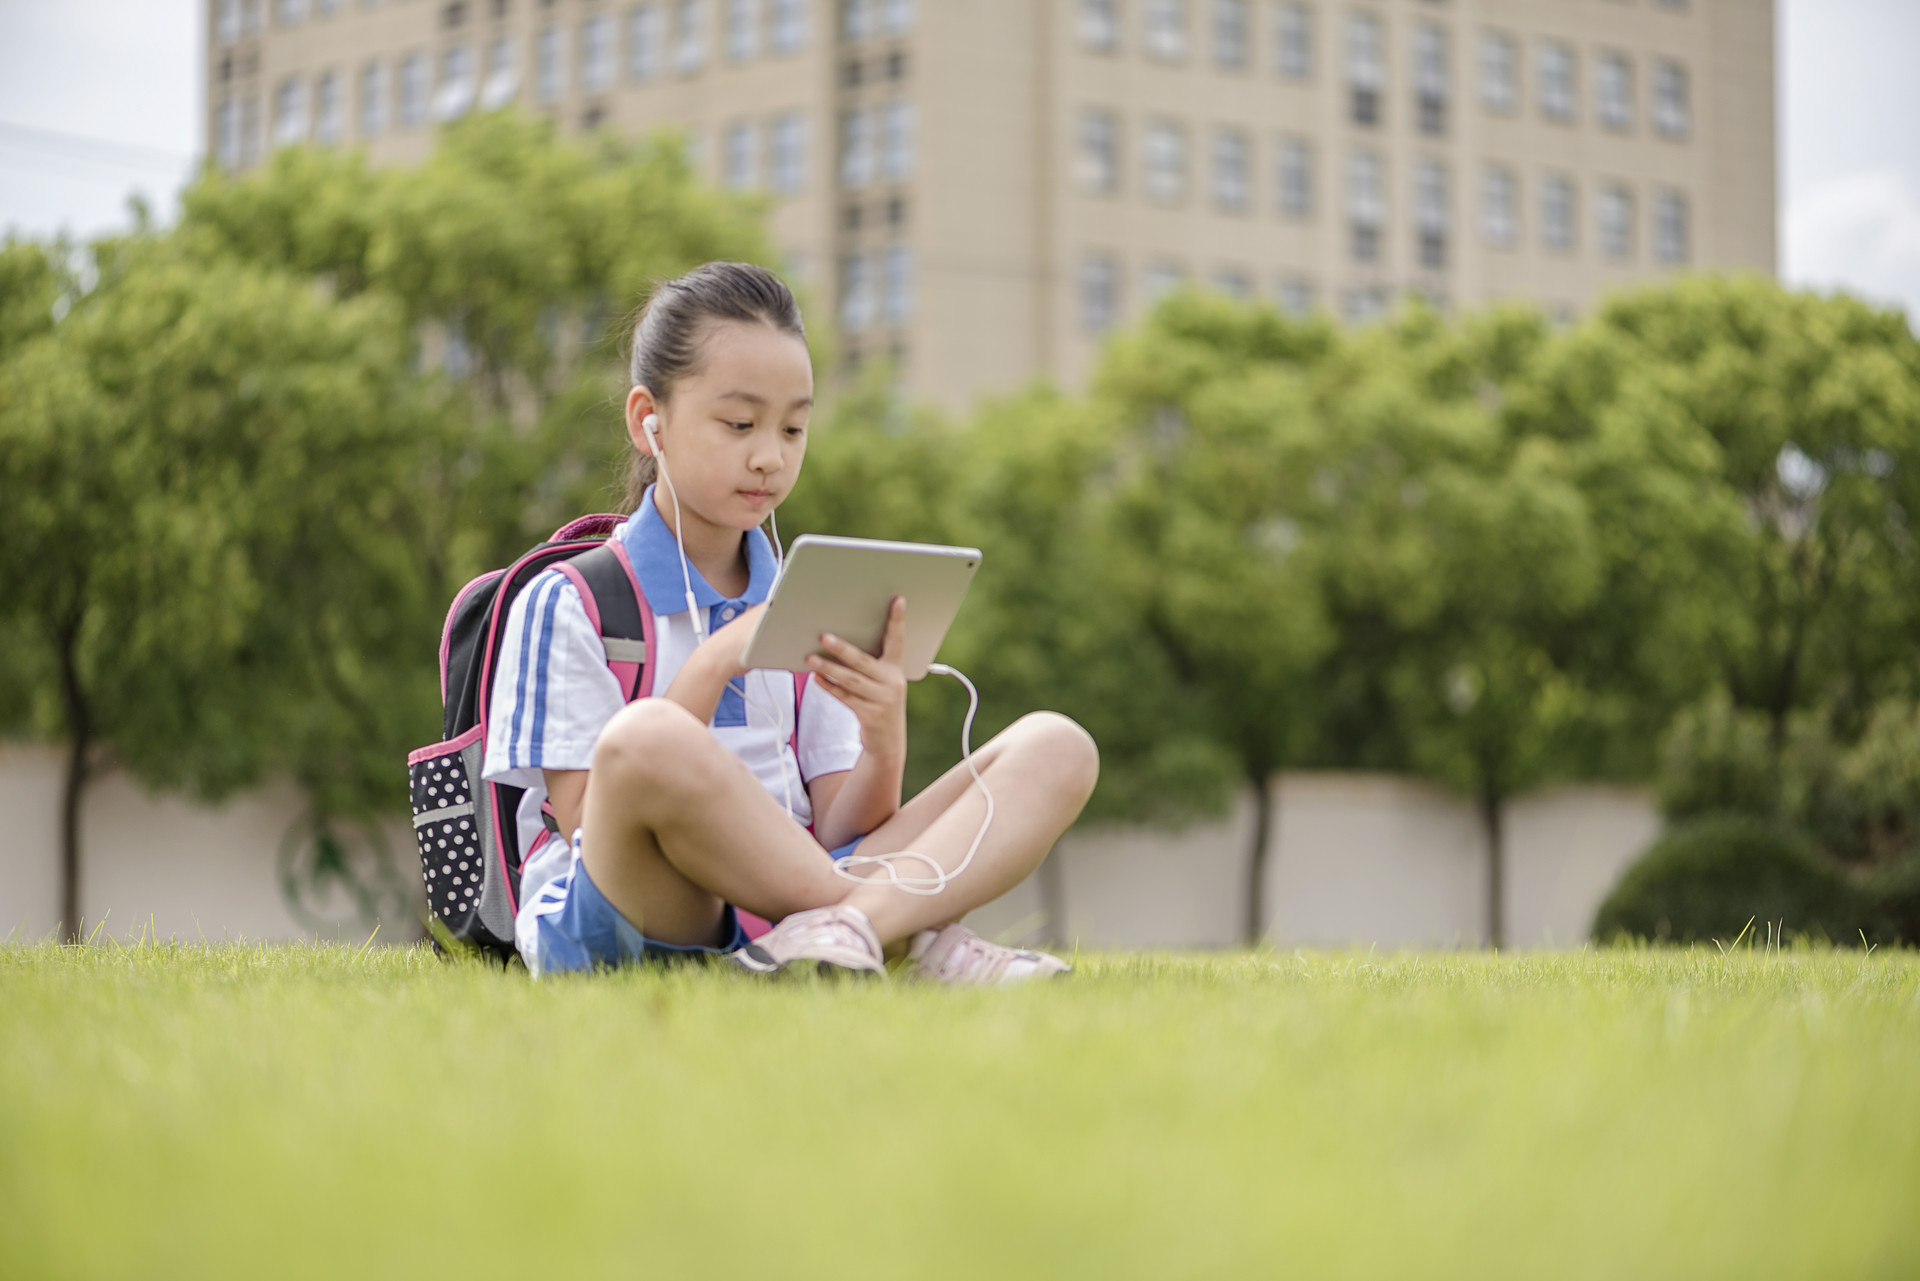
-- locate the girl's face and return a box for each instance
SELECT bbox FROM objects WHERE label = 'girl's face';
[628,319,813,532]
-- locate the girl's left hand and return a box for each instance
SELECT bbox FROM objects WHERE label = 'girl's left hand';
[807,596,908,763]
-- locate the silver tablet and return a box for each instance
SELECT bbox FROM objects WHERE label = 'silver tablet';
[739,534,982,681]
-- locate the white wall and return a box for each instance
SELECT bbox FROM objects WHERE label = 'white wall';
[0,742,1657,950]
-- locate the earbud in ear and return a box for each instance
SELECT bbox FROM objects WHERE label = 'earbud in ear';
[642,413,660,436]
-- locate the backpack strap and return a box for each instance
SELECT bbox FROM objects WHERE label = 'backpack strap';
[554,541,655,703]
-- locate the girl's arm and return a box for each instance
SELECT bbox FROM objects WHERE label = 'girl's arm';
[661,605,766,725]
[805,598,909,850]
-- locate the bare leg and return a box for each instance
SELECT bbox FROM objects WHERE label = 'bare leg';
[579,701,1098,949]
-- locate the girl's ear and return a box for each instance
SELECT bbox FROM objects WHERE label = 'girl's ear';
[625,386,659,455]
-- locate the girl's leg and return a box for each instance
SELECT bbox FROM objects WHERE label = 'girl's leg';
[577,698,852,946]
[835,711,1099,945]
[580,700,1099,950]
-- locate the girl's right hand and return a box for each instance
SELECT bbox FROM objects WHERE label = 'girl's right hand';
[699,603,768,677]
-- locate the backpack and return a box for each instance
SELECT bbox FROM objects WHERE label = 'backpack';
[407,513,654,959]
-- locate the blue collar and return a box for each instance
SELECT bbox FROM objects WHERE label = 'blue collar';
[620,484,779,614]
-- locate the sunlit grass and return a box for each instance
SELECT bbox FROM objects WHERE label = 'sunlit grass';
[2,940,1916,1280]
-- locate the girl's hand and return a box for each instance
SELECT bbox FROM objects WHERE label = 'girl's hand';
[698,603,768,677]
[808,596,908,763]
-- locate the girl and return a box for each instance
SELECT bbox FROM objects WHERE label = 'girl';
[482,261,1098,982]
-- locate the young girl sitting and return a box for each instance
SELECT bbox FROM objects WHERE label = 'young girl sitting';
[482,261,1098,983]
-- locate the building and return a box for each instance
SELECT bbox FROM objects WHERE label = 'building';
[206,0,1774,414]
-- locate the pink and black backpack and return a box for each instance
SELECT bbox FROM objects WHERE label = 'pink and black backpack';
[407,514,655,959]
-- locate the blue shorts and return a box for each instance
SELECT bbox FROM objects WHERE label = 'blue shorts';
[528,834,865,976]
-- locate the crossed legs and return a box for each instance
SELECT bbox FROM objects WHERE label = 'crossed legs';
[577,699,1099,949]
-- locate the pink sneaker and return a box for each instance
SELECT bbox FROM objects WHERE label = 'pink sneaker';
[908,924,1072,986]
[730,905,886,978]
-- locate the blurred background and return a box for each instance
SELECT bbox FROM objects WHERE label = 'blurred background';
[3,0,1918,952]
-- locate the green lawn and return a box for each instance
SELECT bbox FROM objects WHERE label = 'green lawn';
[2,942,1916,1280]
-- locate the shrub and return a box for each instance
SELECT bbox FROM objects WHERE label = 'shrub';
[1656,692,1782,823]
[1866,854,1920,947]
[1594,813,1875,945]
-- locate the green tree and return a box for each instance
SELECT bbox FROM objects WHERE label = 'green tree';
[0,237,454,940]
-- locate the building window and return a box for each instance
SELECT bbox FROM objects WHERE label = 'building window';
[1276,137,1311,218]
[241,0,262,35]
[841,254,873,332]
[1481,164,1516,247]
[1077,109,1121,194]
[1415,160,1448,269]
[1274,2,1311,80]
[1143,260,1187,303]
[314,72,341,143]
[482,36,518,109]
[1143,119,1187,203]
[581,15,615,90]
[536,27,564,100]
[316,0,339,16]
[1213,0,1248,69]
[1541,173,1575,251]
[277,0,307,26]
[1480,31,1515,113]
[1538,40,1576,122]
[726,0,759,60]
[399,53,428,125]
[683,126,707,175]
[1655,188,1689,263]
[1598,182,1633,259]
[1347,148,1383,262]
[217,0,242,45]
[1210,267,1253,300]
[240,93,262,164]
[1081,252,1121,332]
[770,0,806,52]
[1212,128,1250,211]
[842,0,870,41]
[771,111,806,191]
[1274,276,1314,316]
[435,44,475,120]
[880,99,914,179]
[840,106,873,186]
[1413,23,1446,135]
[1347,12,1383,126]
[1596,51,1632,131]
[674,0,706,72]
[359,61,387,136]
[1080,0,1121,51]
[883,244,913,324]
[1343,285,1389,324]
[725,120,758,187]
[879,0,912,37]
[1145,0,1187,61]
[215,97,239,168]
[629,5,665,80]
[274,77,307,147]
[1653,60,1689,138]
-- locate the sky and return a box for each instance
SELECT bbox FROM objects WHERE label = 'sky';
[1,0,1917,323]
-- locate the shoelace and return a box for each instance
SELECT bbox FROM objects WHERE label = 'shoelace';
[774,912,879,964]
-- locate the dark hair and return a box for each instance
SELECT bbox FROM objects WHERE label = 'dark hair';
[622,261,807,510]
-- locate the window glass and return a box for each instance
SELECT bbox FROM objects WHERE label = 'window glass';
[1415,159,1448,268]
[580,15,615,89]
[840,106,873,186]
[1275,276,1315,317]
[771,112,807,191]
[1080,0,1121,51]
[841,254,873,332]
[629,6,665,80]
[1413,23,1447,134]
[675,0,706,72]
[1538,40,1576,122]
[1145,0,1187,60]
[482,36,519,109]
[770,0,807,52]
[1347,13,1382,126]
[399,53,428,125]
[1542,173,1575,250]
[727,0,759,61]
[1212,128,1249,211]
[359,61,387,135]
[879,0,912,36]
[1653,60,1689,138]
[1481,164,1516,246]
[725,120,758,187]
[436,44,475,120]
[883,245,913,324]
[880,99,914,179]
[1596,52,1632,130]
[1655,188,1689,262]
[1479,32,1514,112]
[1276,137,1311,218]
[274,77,307,146]
[1214,0,1248,69]
[314,72,341,143]
[215,97,239,167]
[1143,260,1188,303]
[536,27,564,100]
[1143,120,1187,203]
[1081,253,1121,332]
[1078,110,1121,194]
[1598,182,1634,258]
[1274,3,1311,79]
[1347,148,1383,261]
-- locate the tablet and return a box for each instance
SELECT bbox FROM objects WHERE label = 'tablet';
[739,534,982,681]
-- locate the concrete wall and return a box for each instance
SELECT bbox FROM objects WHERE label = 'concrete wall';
[1,743,1656,950]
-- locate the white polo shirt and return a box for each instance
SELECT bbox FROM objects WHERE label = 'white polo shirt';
[481,487,865,954]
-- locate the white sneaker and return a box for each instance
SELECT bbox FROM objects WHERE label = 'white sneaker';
[730,905,886,978]
[907,924,1072,986]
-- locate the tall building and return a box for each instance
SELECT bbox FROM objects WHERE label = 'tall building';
[207,0,1774,414]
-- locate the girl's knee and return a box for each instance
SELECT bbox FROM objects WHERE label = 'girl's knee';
[1008,711,1100,798]
[592,699,712,785]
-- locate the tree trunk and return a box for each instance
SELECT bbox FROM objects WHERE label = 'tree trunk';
[56,617,90,945]
[1480,787,1504,950]
[1245,772,1275,948]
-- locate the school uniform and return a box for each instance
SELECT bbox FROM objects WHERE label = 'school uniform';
[481,486,865,974]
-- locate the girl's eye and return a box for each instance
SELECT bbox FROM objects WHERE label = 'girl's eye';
[728,421,754,431]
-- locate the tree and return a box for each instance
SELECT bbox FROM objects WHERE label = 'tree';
[0,238,454,940]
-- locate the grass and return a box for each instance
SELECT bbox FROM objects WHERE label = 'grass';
[2,941,1917,1280]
